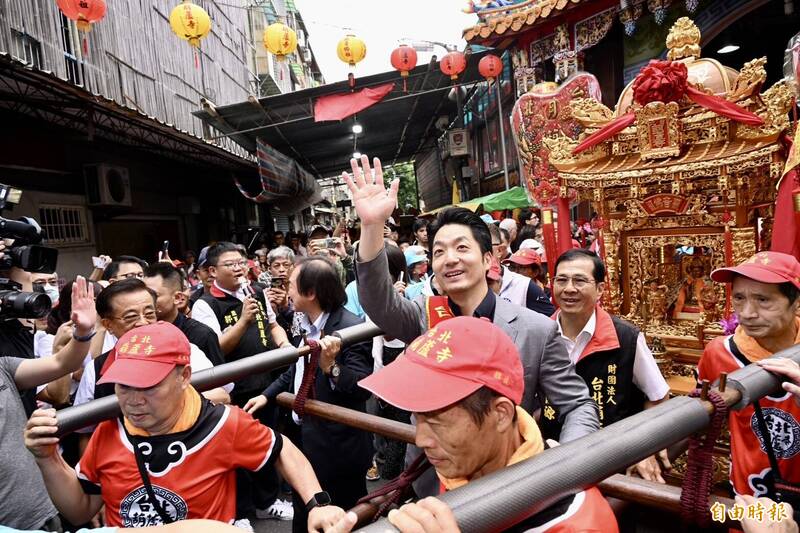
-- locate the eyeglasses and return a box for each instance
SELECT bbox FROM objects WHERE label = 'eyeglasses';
[553,276,596,289]
[111,309,157,326]
[218,260,248,269]
[115,272,144,280]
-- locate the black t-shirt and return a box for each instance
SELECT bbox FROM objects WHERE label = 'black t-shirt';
[189,286,206,308]
[173,313,224,366]
[525,282,555,317]
[0,320,36,416]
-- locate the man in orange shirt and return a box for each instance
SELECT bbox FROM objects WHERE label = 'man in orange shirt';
[698,251,800,500]
[341,316,618,533]
[25,322,345,531]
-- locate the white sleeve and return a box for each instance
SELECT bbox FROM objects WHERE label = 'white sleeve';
[74,363,96,406]
[265,298,277,325]
[74,363,97,434]
[101,332,118,354]
[191,299,222,338]
[34,332,54,358]
[632,332,670,401]
[190,343,234,394]
[372,336,384,373]
[189,343,214,371]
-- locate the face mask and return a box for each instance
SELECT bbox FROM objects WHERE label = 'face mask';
[44,285,59,306]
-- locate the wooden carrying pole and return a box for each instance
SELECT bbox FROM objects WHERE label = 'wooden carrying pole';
[54,323,383,437]
[274,393,737,528]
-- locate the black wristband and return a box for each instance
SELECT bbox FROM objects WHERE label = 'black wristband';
[72,327,97,342]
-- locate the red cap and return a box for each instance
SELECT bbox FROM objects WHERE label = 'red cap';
[97,322,191,388]
[710,251,800,290]
[487,256,502,281]
[358,316,523,412]
[503,248,541,266]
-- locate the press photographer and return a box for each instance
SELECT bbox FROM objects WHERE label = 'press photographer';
[0,210,61,415]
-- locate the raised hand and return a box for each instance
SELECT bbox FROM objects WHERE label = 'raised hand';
[70,276,96,334]
[342,155,399,226]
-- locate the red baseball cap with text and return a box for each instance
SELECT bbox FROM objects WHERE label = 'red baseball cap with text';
[710,251,800,290]
[503,248,542,267]
[358,316,523,412]
[97,321,191,388]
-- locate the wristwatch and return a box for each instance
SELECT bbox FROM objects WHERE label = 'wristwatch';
[305,491,332,513]
[330,363,341,378]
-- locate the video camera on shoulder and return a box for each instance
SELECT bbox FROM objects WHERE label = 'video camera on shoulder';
[0,184,59,318]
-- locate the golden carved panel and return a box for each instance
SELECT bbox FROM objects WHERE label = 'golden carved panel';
[604,229,735,340]
[731,227,757,264]
[636,102,681,160]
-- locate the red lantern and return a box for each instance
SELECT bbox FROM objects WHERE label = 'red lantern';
[57,0,106,33]
[440,51,467,81]
[479,54,503,83]
[57,0,106,54]
[390,44,418,91]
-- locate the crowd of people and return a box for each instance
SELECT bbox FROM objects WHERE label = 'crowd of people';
[1,155,799,533]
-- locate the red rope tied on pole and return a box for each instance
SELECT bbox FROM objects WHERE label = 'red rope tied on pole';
[356,453,432,520]
[292,339,321,418]
[679,389,728,527]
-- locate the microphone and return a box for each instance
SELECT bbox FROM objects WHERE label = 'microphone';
[239,277,255,297]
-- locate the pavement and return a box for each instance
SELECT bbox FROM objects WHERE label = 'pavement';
[252,478,388,533]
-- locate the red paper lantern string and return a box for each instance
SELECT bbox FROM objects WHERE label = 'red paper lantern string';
[478,54,503,84]
[56,0,106,55]
[391,45,418,92]
[440,51,466,82]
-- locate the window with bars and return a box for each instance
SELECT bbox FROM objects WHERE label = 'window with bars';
[59,14,85,86]
[38,205,91,245]
[10,29,42,69]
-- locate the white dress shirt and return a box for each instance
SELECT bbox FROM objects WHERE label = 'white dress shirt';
[291,311,329,425]
[191,281,277,338]
[556,311,669,401]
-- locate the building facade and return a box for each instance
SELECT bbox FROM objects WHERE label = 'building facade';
[0,0,322,279]
[414,0,799,212]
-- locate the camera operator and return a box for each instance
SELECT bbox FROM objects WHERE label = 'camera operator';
[0,276,96,530]
[0,216,63,412]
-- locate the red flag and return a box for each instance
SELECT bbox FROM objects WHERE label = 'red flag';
[556,196,572,255]
[771,168,800,260]
[314,83,395,122]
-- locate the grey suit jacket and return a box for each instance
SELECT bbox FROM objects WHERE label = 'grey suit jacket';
[356,247,599,443]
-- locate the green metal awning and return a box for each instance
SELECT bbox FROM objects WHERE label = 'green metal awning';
[286,0,297,12]
[422,186,532,215]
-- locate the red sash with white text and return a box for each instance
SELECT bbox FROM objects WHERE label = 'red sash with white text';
[425,295,455,329]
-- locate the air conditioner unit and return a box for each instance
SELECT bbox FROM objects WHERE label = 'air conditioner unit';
[84,164,132,207]
[303,48,312,63]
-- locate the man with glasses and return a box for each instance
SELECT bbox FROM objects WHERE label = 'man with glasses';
[102,256,148,284]
[543,248,670,482]
[74,279,225,413]
[190,241,293,522]
[346,156,597,498]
